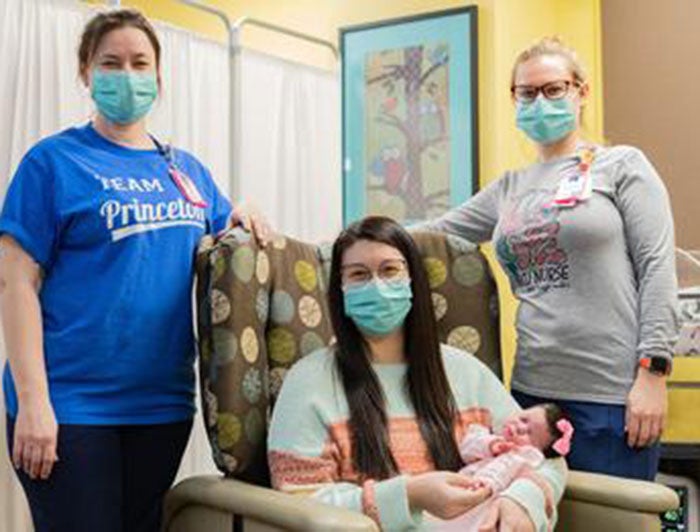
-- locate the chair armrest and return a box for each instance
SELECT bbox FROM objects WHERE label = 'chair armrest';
[163,475,379,532]
[564,471,679,513]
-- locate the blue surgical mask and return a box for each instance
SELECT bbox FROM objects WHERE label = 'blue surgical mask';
[516,96,576,145]
[91,70,158,125]
[343,279,413,336]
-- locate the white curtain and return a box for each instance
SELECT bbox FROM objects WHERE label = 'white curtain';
[0,3,90,528]
[236,49,342,241]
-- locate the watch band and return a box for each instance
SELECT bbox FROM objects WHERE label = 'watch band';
[639,357,672,376]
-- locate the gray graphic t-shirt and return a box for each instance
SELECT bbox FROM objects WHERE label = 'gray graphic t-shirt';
[421,145,679,403]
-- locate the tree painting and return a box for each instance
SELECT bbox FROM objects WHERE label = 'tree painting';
[365,42,451,221]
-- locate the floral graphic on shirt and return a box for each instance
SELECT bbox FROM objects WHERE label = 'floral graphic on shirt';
[496,189,569,295]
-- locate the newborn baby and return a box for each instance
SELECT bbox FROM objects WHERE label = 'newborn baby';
[430,403,573,531]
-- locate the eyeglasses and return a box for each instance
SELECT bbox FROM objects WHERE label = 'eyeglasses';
[511,80,580,103]
[341,258,409,287]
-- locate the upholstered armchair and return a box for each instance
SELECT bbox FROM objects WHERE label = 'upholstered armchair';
[163,229,678,532]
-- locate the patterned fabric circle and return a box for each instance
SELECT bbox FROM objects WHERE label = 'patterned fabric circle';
[241,327,259,363]
[220,452,238,473]
[431,292,448,321]
[295,260,318,292]
[298,295,322,328]
[267,328,297,365]
[211,250,228,283]
[424,257,448,289]
[272,235,287,250]
[245,409,265,445]
[256,250,270,284]
[242,367,263,404]
[212,328,238,365]
[453,254,485,287]
[256,289,269,323]
[203,383,218,428]
[200,337,212,364]
[217,413,242,450]
[211,289,231,325]
[447,234,476,255]
[301,331,325,356]
[270,291,295,324]
[232,246,255,283]
[269,367,288,398]
[447,326,482,353]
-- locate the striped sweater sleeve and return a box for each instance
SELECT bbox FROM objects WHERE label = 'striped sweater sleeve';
[268,354,422,531]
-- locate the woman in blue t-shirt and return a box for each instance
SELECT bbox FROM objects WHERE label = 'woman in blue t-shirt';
[0,9,268,532]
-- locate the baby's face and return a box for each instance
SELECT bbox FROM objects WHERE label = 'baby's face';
[500,407,552,450]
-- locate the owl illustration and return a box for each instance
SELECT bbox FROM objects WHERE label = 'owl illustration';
[370,146,408,194]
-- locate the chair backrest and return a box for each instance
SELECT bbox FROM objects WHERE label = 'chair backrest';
[195,228,501,484]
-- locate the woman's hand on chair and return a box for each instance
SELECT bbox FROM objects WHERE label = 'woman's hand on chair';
[407,471,490,520]
[478,497,535,532]
[230,202,273,246]
[13,397,58,480]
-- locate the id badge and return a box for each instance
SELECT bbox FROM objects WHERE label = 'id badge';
[169,167,208,208]
[554,174,587,206]
[554,164,592,207]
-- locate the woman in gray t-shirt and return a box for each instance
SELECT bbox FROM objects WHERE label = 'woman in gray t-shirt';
[422,36,678,481]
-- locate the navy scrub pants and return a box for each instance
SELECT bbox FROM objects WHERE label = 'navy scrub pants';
[6,416,192,532]
[512,390,660,481]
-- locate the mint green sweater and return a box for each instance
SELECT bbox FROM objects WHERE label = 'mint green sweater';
[268,345,567,531]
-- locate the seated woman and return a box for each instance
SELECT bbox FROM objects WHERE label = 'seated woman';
[268,216,566,531]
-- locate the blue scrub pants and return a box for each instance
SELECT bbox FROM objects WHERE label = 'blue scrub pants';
[6,416,192,532]
[512,390,660,481]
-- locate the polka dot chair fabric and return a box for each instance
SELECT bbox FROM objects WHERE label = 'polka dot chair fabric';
[195,228,501,482]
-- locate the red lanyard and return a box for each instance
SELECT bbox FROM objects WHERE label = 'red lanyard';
[151,137,208,208]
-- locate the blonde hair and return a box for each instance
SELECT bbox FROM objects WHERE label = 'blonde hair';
[510,36,587,88]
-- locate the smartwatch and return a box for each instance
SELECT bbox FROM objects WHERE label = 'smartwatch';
[639,356,672,377]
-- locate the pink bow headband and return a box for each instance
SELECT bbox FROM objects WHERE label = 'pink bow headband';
[552,419,574,456]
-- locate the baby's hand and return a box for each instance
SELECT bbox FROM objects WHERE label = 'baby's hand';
[465,479,492,495]
[489,439,516,456]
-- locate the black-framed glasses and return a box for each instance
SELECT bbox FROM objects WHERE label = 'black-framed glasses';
[341,258,409,288]
[511,80,580,103]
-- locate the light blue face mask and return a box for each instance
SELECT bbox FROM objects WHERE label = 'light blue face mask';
[516,96,577,145]
[343,278,413,336]
[91,70,158,125]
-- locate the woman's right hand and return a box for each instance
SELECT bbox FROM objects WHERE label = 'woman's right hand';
[407,471,491,520]
[13,397,58,480]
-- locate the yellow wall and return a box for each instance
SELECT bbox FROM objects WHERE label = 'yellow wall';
[89,0,603,383]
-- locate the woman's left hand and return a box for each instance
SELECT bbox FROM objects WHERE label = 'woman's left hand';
[626,368,667,448]
[230,202,273,246]
[478,497,534,532]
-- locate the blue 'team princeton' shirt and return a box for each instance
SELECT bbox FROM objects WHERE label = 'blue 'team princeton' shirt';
[0,123,232,424]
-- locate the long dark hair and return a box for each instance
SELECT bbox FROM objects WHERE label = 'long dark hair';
[328,216,462,479]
